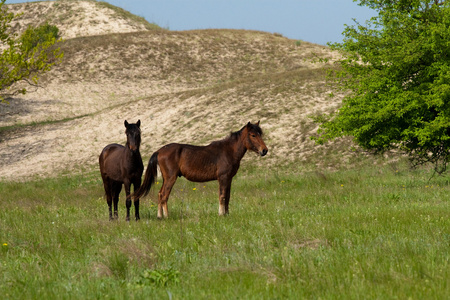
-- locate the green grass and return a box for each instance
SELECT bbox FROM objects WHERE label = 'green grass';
[0,165,448,299]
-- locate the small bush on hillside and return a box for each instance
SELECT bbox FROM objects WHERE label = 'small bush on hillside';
[20,22,60,52]
[0,0,63,101]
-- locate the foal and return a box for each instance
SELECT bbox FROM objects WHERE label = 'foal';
[99,120,144,221]
[135,121,268,219]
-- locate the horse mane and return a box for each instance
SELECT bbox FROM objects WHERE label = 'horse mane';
[209,123,264,146]
[229,129,241,141]
[230,123,263,139]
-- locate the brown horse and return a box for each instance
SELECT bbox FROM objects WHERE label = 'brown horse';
[99,120,144,221]
[135,121,268,219]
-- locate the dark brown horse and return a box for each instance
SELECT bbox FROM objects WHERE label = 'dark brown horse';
[99,120,144,221]
[135,121,268,219]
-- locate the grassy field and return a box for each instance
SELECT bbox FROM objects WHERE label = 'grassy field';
[0,162,448,299]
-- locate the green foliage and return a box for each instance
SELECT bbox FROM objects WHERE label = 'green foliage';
[134,268,180,287]
[0,0,63,101]
[20,22,59,52]
[313,0,450,173]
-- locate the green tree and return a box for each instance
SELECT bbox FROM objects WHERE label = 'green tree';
[313,0,450,173]
[0,0,63,101]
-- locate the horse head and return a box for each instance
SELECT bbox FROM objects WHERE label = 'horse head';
[243,121,268,157]
[124,120,141,152]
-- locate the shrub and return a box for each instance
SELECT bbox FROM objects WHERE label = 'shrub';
[20,22,60,52]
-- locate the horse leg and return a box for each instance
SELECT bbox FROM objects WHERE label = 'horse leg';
[158,175,176,219]
[224,183,231,215]
[124,180,132,222]
[102,178,114,220]
[112,182,122,220]
[134,197,140,221]
[107,197,113,220]
[133,178,141,221]
[218,176,232,216]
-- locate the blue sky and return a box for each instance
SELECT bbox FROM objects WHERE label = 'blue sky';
[5,0,377,45]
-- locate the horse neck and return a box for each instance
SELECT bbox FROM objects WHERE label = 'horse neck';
[228,131,247,162]
[124,145,141,162]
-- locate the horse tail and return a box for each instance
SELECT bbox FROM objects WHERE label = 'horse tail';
[135,151,159,198]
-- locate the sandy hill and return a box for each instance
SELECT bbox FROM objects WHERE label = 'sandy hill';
[0,0,353,181]
[6,0,159,39]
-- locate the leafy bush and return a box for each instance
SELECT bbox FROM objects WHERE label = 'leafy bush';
[0,0,63,101]
[20,22,60,53]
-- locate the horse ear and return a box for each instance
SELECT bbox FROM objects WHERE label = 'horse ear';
[256,120,260,126]
[124,120,129,128]
[247,121,251,128]
[137,120,141,128]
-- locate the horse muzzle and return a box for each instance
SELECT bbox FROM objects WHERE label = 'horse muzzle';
[128,144,138,152]
[259,148,268,157]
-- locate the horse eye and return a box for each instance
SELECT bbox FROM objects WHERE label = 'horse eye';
[251,134,256,138]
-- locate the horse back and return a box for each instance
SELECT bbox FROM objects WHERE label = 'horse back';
[157,142,233,182]
[99,144,124,163]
